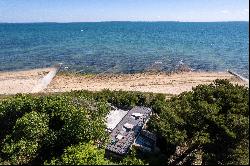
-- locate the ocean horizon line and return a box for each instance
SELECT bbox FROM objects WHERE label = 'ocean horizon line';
[0,20,249,24]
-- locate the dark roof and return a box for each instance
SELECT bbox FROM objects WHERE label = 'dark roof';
[106,106,152,155]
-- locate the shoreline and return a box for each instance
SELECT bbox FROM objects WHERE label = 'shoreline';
[45,70,248,95]
[0,68,248,95]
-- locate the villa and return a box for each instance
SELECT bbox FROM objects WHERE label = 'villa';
[105,106,156,159]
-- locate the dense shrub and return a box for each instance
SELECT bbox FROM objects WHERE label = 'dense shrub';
[0,94,110,165]
[44,141,111,165]
[2,111,49,164]
[148,79,249,165]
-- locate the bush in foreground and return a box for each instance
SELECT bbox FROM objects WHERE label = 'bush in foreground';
[148,79,249,165]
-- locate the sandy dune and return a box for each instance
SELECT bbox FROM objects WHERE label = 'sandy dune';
[44,71,248,95]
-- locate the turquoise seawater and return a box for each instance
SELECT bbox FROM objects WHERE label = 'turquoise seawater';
[0,22,249,78]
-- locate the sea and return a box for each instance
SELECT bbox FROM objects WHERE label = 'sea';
[0,21,249,78]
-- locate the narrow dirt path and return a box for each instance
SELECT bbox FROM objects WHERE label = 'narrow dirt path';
[31,67,60,93]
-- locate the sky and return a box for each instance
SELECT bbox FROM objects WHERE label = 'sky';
[0,0,249,23]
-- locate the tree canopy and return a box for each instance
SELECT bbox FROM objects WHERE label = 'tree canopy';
[148,79,249,165]
[44,141,111,165]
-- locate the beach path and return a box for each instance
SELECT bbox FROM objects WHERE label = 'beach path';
[0,68,56,95]
[31,67,59,93]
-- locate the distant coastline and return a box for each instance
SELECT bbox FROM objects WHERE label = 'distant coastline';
[0,21,248,24]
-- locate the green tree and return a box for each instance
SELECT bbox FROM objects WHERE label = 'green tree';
[148,79,249,165]
[1,111,49,165]
[45,142,111,165]
[120,148,147,165]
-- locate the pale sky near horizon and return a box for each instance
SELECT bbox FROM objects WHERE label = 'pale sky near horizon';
[0,0,249,23]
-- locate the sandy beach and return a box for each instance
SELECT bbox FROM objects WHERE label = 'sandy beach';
[44,71,247,95]
[0,68,248,95]
[0,68,54,95]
